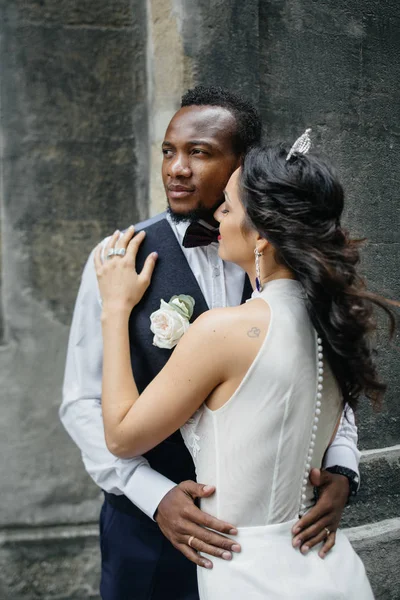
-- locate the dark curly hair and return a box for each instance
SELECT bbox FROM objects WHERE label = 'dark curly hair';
[181,85,262,155]
[240,144,398,412]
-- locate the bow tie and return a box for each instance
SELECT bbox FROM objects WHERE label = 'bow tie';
[182,221,220,248]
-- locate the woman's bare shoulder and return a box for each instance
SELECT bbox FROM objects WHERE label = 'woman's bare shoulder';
[190,299,271,346]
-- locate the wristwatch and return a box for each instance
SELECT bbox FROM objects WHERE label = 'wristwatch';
[325,466,360,500]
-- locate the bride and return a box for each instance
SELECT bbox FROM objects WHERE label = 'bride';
[94,134,393,598]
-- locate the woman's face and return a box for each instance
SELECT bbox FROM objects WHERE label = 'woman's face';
[214,168,256,269]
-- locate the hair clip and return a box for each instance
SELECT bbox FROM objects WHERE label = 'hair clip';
[286,128,312,161]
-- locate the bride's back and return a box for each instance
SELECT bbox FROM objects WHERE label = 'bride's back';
[181,278,342,527]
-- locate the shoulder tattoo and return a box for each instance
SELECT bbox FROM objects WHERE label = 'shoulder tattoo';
[247,327,261,338]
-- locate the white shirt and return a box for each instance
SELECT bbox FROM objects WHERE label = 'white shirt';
[167,215,245,309]
[60,217,360,520]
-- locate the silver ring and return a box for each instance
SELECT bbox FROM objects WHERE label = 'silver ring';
[106,247,126,259]
[188,535,195,548]
[324,527,331,538]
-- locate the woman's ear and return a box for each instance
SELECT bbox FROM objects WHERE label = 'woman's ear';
[255,235,269,254]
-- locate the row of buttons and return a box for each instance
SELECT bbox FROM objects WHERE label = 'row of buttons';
[299,336,323,516]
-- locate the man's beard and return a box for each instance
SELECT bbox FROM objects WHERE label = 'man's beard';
[167,198,223,224]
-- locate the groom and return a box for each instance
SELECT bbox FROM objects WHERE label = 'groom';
[61,86,360,599]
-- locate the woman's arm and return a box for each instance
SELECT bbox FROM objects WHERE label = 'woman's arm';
[95,226,230,459]
[61,246,176,519]
[101,306,227,458]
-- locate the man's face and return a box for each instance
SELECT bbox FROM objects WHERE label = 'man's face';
[162,106,241,222]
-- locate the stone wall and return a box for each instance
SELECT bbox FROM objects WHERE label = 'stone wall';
[0,2,149,596]
[0,1,399,598]
[256,0,400,452]
[0,0,149,523]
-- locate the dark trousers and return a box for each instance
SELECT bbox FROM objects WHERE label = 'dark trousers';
[99,498,199,600]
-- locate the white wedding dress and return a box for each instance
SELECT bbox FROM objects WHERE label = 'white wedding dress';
[181,279,374,599]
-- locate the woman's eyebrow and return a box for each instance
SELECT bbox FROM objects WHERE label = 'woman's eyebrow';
[224,190,231,203]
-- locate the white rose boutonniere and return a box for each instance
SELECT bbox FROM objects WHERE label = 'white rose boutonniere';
[150,294,195,350]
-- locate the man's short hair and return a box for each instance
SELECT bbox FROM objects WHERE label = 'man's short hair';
[181,85,262,155]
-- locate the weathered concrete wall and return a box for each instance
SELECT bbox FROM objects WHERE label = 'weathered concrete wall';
[254,4,400,594]
[0,0,149,531]
[176,0,260,104]
[0,0,151,595]
[348,517,400,600]
[148,0,194,215]
[0,525,101,600]
[257,0,400,452]
[149,0,262,214]
[0,0,399,598]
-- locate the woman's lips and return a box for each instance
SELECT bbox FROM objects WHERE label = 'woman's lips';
[217,235,221,241]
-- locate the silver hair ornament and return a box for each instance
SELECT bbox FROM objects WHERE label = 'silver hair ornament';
[286,128,312,161]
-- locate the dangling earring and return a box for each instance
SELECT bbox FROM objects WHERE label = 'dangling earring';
[254,248,263,292]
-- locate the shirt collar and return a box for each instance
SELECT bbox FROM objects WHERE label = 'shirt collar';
[166,213,219,246]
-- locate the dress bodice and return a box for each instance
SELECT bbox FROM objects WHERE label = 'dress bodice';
[181,279,342,526]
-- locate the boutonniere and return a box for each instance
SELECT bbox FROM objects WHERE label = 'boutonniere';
[150,295,195,349]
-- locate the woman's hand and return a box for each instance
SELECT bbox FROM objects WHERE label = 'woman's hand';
[94,226,158,314]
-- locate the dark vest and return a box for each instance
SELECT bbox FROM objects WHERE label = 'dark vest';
[116,214,252,492]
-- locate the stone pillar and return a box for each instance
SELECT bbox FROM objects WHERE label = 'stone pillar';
[0,1,149,597]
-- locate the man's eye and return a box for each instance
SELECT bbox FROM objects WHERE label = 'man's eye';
[162,149,173,156]
[192,149,208,155]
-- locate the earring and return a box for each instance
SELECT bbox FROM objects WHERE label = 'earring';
[254,249,263,292]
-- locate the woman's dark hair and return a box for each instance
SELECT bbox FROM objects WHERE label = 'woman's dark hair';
[240,144,397,411]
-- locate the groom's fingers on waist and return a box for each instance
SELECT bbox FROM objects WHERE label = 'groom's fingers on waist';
[186,535,236,562]
[190,506,238,535]
[292,504,330,535]
[178,544,213,570]
[185,523,241,554]
[292,516,332,549]
[318,531,336,558]
[298,525,335,554]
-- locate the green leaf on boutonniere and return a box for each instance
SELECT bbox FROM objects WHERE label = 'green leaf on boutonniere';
[168,294,195,320]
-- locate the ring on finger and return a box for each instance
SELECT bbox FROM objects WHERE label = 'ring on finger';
[114,247,126,257]
[188,535,195,548]
[106,248,116,259]
[324,527,331,538]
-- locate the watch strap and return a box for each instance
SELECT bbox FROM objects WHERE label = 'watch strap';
[325,465,359,497]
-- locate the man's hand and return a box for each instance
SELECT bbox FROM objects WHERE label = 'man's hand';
[155,480,241,569]
[291,468,349,558]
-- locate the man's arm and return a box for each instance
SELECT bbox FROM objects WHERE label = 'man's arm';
[60,248,176,518]
[292,406,360,557]
[60,246,239,568]
[323,406,360,474]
